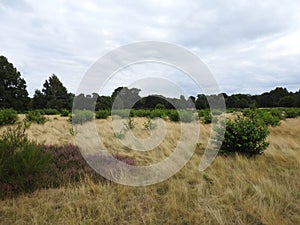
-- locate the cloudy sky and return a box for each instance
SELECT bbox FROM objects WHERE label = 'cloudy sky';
[1,0,300,97]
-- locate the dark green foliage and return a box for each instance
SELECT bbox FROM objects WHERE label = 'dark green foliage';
[31,74,71,110]
[60,109,69,117]
[43,108,60,115]
[71,110,94,124]
[130,109,151,117]
[242,109,280,126]
[95,110,110,119]
[278,96,295,107]
[198,110,212,124]
[25,110,47,124]
[269,108,286,120]
[0,109,18,126]
[203,112,212,124]
[0,123,52,196]
[284,108,300,118]
[218,116,269,156]
[155,103,165,109]
[149,109,168,119]
[168,110,180,122]
[0,56,29,111]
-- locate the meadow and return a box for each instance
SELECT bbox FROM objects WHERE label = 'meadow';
[0,110,299,225]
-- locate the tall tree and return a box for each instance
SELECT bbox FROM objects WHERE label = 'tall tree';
[0,56,29,111]
[31,74,71,110]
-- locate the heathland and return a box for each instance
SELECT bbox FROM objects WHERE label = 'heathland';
[0,111,299,225]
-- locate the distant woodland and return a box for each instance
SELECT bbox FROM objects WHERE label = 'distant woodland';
[1,55,299,112]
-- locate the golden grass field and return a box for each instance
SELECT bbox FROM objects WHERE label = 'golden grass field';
[0,115,299,225]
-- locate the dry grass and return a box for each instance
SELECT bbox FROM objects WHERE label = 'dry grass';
[0,116,299,225]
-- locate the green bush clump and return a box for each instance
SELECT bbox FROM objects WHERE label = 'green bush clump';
[71,110,94,124]
[150,109,167,119]
[95,110,110,119]
[203,111,212,124]
[168,110,180,122]
[269,108,285,120]
[25,110,47,124]
[198,110,213,124]
[242,109,280,126]
[60,109,69,117]
[0,109,18,126]
[0,123,52,196]
[217,116,269,156]
[43,108,60,115]
[284,108,300,118]
[130,109,151,117]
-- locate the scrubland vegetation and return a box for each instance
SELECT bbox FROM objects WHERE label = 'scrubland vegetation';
[0,107,299,224]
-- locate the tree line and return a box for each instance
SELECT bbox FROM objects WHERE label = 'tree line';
[1,55,300,112]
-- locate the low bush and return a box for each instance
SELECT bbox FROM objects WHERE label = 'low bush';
[149,109,168,119]
[25,110,46,124]
[284,108,300,118]
[203,111,212,124]
[43,108,60,115]
[269,108,285,120]
[0,123,52,197]
[130,109,151,118]
[71,110,94,124]
[0,109,18,126]
[168,110,180,122]
[60,109,69,117]
[95,110,110,119]
[216,116,269,156]
[242,109,280,126]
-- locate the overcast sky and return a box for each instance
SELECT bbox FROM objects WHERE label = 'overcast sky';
[1,0,300,97]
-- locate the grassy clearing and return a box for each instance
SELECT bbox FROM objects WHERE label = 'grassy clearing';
[0,116,299,224]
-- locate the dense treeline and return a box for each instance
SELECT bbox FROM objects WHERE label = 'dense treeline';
[1,55,299,112]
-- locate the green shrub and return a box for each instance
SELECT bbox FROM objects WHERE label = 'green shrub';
[130,109,151,117]
[242,109,280,126]
[60,109,69,117]
[0,123,52,195]
[155,103,165,109]
[284,108,299,118]
[71,110,94,124]
[43,108,60,115]
[150,109,167,119]
[217,116,269,156]
[0,109,18,126]
[95,110,110,119]
[25,110,46,124]
[168,110,180,122]
[269,108,285,120]
[203,111,212,124]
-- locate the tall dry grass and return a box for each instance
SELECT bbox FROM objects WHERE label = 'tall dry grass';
[0,116,299,224]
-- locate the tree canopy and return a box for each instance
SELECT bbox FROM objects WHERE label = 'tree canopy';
[0,56,29,111]
[31,74,72,110]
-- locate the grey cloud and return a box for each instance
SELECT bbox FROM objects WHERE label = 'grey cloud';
[0,0,299,96]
